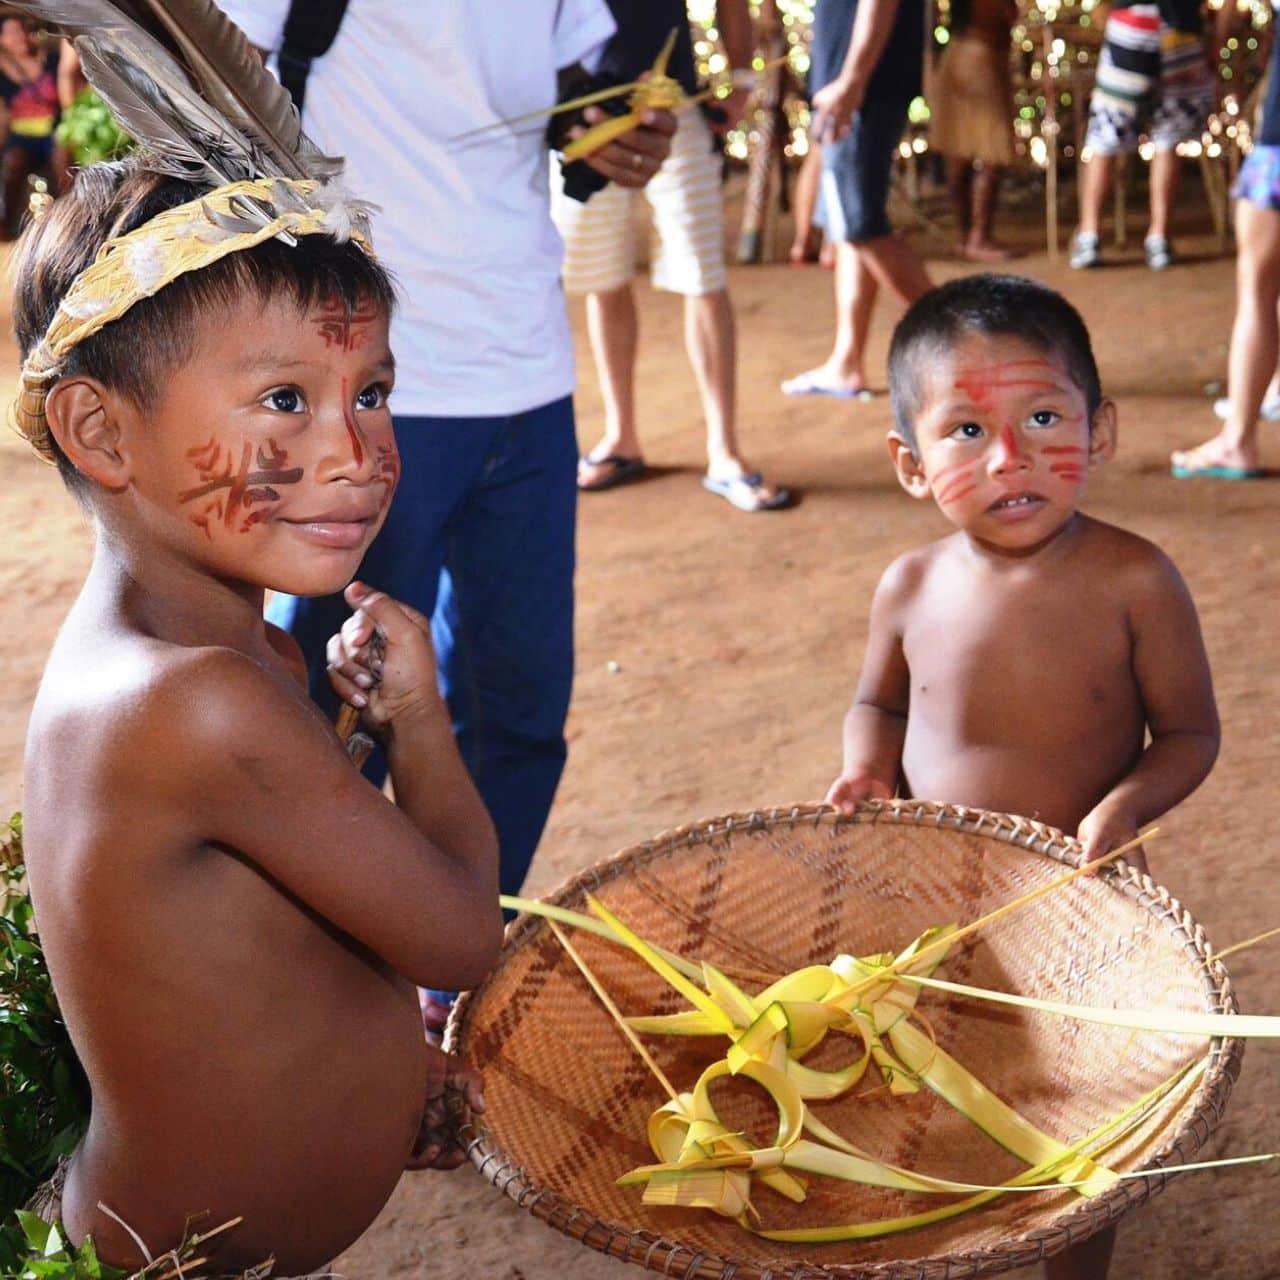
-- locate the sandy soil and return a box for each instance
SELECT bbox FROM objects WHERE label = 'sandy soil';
[0,176,1275,1279]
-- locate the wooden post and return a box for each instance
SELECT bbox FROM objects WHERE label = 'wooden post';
[1042,24,1059,259]
[1114,154,1127,248]
[736,0,788,264]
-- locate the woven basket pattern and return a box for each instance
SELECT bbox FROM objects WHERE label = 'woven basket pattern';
[449,802,1242,1280]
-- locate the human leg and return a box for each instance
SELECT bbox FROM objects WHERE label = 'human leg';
[965,163,1016,261]
[1076,152,1116,240]
[1172,186,1280,475]
[946,155,974,249]
[1075,8,1160,264]
[577,283,645,487]
[431,396,578,898]
[1147,147,1180,243]
[785,99,922,395]
[789,142,825,264]
[1146,31,1215,260]
[550,168,642,485]
[641,112,784,507]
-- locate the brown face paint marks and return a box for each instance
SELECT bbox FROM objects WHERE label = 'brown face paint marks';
[179,436,304,537]
[313,297,380,353]
[374,441,400,488]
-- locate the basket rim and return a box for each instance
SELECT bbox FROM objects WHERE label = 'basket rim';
[448,800,1245,1280]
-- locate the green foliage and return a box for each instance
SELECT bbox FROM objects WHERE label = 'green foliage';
[0,815,94,1278]
[54,92,131,168]
[4,1211,121,1279]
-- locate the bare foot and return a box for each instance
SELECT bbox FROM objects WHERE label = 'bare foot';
[781,366,872,400]
[1170,434,1261,477]
[407,1043,485,1171]
[962,238,1018,263]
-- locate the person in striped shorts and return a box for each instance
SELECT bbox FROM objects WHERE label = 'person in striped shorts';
[1070,0,1217,271]
[551,0,790,512]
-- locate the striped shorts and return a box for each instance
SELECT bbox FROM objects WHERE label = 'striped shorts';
[1085,6,1214,155]
[551,109,727,297]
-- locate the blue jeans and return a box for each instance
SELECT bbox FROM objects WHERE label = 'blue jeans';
[268,396,578,907]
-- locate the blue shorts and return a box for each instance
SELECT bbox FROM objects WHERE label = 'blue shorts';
[1234,145,1280,214]
[817,98,910,244]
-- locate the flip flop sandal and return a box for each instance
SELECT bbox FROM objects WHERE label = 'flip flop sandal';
[577,453,647,491]
[1170,464,1264,480]
[781,370,874,400]
[702,471,792,512]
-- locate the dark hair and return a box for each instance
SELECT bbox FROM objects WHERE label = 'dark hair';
[12,156,397,490]
[887,273,1102,453]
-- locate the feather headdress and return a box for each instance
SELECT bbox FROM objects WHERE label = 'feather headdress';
[9,0,375,460]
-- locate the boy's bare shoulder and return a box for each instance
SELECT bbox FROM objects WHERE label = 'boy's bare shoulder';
[875,538,954,606]
[37,640,335,804]
[1075,516,1189,595]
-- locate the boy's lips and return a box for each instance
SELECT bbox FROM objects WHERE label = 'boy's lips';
[278,507,381,549]
[986,490,1048,519]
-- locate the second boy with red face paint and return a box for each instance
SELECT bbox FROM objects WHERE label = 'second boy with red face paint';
[824,272,1219,1279]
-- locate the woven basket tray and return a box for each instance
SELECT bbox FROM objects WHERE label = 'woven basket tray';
[448,801,1243,1280]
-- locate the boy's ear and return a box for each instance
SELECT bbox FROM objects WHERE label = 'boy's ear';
[44,378,134,491]
[1088,397,1118,466]
[887,432,931,500]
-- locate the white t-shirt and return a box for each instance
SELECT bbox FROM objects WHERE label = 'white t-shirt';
[216,0,615,418]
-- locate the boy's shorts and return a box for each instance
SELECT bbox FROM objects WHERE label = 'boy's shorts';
[1084,6,1215,155]
[817,98,909,244]
[551,109,727,297]
[1233,144,1280,213]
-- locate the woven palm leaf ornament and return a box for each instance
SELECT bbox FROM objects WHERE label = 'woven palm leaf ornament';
[7,0,375,462]
[451,804,1276,1275]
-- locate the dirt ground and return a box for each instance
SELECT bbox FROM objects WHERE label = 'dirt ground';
[0,173,1275,1278]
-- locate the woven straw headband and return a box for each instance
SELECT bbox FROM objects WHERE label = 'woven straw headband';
[11,175,374,463]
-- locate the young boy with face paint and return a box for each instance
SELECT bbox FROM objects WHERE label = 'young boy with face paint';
[12,159,503,1274]
[824,273,1219,1278]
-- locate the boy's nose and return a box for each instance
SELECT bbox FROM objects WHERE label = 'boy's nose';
[316,403,375,482]
[989,424,1030,472]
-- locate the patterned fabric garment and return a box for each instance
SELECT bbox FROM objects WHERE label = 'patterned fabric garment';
[1085,3,1214,155]
[1233,144,1280,213]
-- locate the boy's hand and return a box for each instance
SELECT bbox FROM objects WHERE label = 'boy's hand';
[407,1044,485,1171]
[825,772,894,816]
[1077,802,1146,873]
[326,581,443,734]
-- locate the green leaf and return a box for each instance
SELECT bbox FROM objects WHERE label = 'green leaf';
[14,1211,51,1253]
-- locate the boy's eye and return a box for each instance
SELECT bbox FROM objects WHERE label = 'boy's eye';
[355,383,389,411]
[949,421,984,441]
[1029,410,1060,428]
[263,387,305,414]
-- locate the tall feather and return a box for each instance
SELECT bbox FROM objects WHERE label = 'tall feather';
[7,0,339,183]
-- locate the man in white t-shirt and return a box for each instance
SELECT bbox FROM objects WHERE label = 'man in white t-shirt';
[217,1,673,1025]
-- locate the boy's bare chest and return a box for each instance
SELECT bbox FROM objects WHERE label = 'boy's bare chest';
[901,572,1136,731]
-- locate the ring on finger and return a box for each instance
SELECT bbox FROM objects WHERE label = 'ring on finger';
[631,151,643,170]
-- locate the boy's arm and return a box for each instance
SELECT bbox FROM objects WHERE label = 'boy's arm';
[172,650,501,993]
[1078,553,1220,861]
[826,559,913,812]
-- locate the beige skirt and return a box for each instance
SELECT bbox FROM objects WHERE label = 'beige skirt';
[929,36,1016,165]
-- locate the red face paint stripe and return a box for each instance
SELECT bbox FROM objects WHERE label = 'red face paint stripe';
[1042,444,1086,456]
[340,376,364,466]
[937,483,978,505]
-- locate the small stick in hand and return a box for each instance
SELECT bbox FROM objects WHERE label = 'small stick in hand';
[335,629,385,768]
